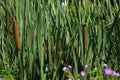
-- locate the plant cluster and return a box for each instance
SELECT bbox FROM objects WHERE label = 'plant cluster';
[0,0,120,80]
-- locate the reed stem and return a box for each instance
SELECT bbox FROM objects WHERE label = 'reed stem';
[13,18,20,50]
[83,24,87,54]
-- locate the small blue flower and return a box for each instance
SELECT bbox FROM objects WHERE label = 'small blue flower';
[68,65,72,69]
[6,64,10,67]
[67,78,72,80]
[112,71,120,77]
[103,63,108,67]
[80,71,85,76]
[85,64,89,68]
[0,78,2,80]
[104,68,113,75]
[62,67,68,71]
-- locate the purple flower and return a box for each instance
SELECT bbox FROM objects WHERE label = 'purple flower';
[104,68,113,75]
[62,65,72,71]
[85,64,89,68]
[103,63,108,67]
[62,67,68,71]
[67,78,72,80]
[112,71,120,77]
[6,64,10,67]
[0,78,2,80]
[68,65,72,69]
[80,71,85,76]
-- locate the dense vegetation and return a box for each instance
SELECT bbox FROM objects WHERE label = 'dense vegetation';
[0,0,120,80]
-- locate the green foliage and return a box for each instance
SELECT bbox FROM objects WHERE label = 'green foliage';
[0,0,120,80]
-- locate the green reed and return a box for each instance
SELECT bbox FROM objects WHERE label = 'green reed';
[0,0,120,80]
